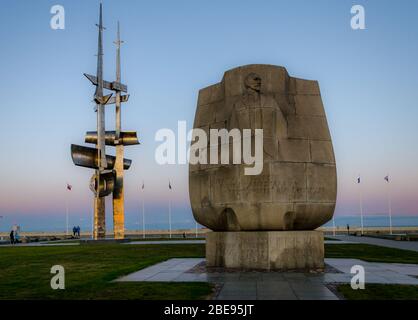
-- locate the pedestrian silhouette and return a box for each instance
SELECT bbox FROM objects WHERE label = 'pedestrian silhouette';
[9,230,14,244]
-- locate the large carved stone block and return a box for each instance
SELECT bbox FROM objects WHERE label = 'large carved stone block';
[206,231,324,270]
[189,64,337,231]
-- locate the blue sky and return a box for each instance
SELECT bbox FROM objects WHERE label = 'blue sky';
[1,0,418,231]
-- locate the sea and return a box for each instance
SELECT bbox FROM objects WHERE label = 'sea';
[1,215,418,233]
[322,215,418,228]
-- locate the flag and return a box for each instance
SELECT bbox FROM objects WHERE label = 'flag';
[357,177,361,184]
[169,181,172,190]
[384,175,389,183]
[66,183,72,191]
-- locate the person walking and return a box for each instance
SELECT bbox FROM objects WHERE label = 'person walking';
[14,228,20,244]
[77,226,81,238]
[9,230,14,245]
[346,224,350,236]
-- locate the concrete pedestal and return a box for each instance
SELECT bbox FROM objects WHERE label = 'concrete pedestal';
[113,145,125,240]
[93,197,106,239]
[206,231,324,271]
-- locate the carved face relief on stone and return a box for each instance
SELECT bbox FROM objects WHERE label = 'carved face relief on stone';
[244,72,262,93]
[190,64,337,232]
[231,73,287,158]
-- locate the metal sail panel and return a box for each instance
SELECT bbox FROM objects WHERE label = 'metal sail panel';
[84,74,128,93]
[106,95,130,105]
[85,131,139,146]
[71,144,132,170]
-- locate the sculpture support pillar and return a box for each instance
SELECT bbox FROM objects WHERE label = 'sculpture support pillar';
[206,231,324,271]
[113,144,125,239]
[93,196,106,239]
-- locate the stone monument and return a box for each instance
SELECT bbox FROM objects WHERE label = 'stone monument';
[189,64,337,270]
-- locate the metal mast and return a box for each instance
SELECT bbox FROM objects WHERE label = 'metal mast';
[113,21,125,239]
[95,3,107,170]
[93,3,108,239]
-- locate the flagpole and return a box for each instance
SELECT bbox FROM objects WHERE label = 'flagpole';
[137,189,144,238]
[137,208,140,237]
[168,181,172,239]
[0,216,3,241]
[66,196,69,237]
[91,207,94,240]
[142,199,145,239]
[358,176,364,236]
[360,191,364,235]
[169,198,172,239]
[65,185,70,238]
[388,192,393,235]
[386,177,393,235]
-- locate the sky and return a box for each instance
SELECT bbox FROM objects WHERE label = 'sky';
[0,0,418,231]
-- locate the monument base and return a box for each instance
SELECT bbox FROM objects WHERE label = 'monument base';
[206,231,324,271]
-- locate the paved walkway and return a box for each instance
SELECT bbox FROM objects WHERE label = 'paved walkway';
[116,258,338,300]
[126,240,205,245]
[324,240,356,244]
[328,235,418,252]
[325,258,418,284]
[0,239,355,247]
[115,258,418,300]
[0,242,80,247]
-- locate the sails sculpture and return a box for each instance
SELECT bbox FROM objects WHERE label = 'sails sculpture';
[71,4,139,239]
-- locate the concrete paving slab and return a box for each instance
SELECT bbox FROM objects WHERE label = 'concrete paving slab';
[327,235,418,252]
[114,258,418,300]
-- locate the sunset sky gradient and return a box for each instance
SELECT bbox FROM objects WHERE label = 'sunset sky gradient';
[1,0,418,231]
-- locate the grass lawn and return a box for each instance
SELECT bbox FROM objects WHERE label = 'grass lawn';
[325,244,418,264]
[45,240,82,244]
[49,238,206,244]
[337,284,418,300]
[120,237,206,242]
[0,244,211,300]
[2,242,418,300]
[327,244,418,300]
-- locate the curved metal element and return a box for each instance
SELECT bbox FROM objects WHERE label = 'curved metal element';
[71,144,132,170]
[85,131,139,146]
[89,171,115,197]
[84,74,128,93]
